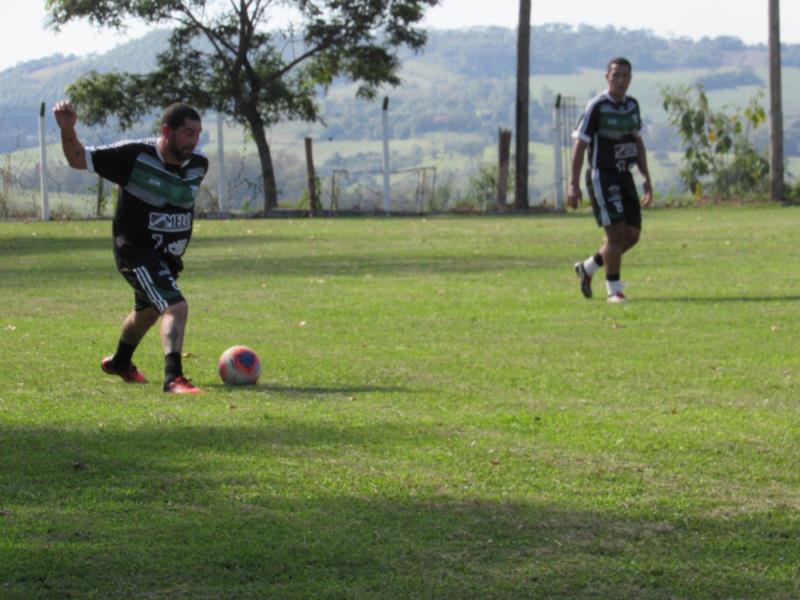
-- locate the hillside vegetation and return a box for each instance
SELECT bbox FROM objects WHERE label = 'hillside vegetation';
[2,24,799,207]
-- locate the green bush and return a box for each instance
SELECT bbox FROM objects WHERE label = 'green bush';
[661,84,768,198]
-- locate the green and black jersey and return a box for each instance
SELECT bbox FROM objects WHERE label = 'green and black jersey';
[573,93,642,173]
[87,139,208,259]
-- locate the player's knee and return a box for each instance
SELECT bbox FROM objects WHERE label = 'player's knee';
[133,306,160,329]
[165,300,188,319]
[144,308,161,327]
[605,227,626,247]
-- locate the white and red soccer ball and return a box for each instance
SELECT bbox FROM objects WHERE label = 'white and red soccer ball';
[218,345,261,385]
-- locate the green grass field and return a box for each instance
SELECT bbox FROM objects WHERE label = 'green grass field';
[2,206,800,598]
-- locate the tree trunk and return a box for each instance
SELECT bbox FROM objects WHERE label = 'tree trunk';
[304,136,320,215]
[245,110,278,212]
[769,0,784,202]
[514,0,531,210]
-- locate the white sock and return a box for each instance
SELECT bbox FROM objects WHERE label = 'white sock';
[606,279,624,295]
[583,256,600,276]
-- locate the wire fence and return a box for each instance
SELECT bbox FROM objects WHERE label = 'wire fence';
[0,102,579,219]
[329,167,436,214]
[0,105,131,219]
[553,94,579,210]
[0,108,443,219]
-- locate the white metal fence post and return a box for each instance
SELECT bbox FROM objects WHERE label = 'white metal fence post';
[216,113,225,213]
[553,94,564,211]
[381,97,391,215]
[38,102,49,221]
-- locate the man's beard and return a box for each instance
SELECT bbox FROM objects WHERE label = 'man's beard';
[168,136,194,160]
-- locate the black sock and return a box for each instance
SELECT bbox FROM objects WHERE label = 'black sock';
[164,352,183,383]
[112,340,137,370]
[594,253,604,267]
[606,273,620,282]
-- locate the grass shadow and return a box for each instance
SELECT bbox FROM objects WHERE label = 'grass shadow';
[1,422,798,598]
[637,295,800,304]
[0,250,565,283]
[208,383,414,396]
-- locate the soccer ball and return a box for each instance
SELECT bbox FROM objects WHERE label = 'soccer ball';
[218,345,261,385]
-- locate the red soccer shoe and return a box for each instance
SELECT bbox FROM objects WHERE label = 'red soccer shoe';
[164,376,202,394]
[101,356,147,383]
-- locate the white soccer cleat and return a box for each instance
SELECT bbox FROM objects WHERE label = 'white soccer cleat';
[573,261,592,299]
[607,291,626,303]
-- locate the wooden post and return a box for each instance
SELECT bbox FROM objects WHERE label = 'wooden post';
[497,128,512,210]
[768,0,784,202]
[304,136,319,215]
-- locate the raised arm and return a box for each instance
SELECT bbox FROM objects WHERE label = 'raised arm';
[567,138,587,209]
[53,101,87,170]
[635,137,652,206]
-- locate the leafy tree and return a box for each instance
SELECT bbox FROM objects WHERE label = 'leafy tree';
[46,0,439,211]
[661,84,768,198]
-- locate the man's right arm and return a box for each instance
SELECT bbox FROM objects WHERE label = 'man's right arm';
[567,138,587,209]
[53,101,87,170]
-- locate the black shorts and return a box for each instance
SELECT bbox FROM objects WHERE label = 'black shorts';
[585,168,642,229]
[113,243,185,313]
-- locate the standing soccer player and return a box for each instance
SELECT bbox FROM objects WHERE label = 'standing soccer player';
[568,57,652,303]
[54,100,209,393]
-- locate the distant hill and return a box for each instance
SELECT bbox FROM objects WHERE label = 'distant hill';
[1,25,797,150]
[0,30,169,152]
[419,25,785,76]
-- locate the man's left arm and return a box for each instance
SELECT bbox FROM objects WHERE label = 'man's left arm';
[636,137,652,206]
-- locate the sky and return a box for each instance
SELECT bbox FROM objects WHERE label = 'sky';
[2,0,799,73]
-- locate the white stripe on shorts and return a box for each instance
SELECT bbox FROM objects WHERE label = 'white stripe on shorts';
[133,266,169,313]
[590,168,611,227]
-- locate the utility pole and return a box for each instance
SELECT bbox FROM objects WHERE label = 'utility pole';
[514,0,531,209]
[769,0,784,201]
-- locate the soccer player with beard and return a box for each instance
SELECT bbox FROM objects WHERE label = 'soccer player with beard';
[54,100,209,393]
[567,57,653,303]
